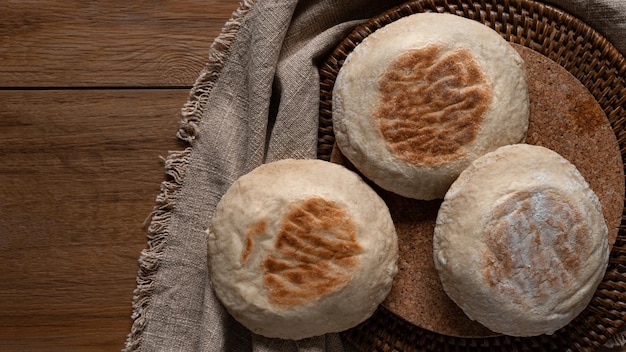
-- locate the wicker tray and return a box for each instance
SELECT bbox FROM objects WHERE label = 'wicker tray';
[317,0,626,351]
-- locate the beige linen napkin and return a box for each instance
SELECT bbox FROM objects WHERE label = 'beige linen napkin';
[123,1,626,351]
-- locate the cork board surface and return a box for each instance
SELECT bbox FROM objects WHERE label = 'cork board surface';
[330,43,624,338]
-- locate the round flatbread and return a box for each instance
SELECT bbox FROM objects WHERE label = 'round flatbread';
[207,159,398,340]
[433,144,609,336]
[332,12,529,200]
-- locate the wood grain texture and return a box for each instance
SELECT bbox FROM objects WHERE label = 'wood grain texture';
[0,0,238,351]
[0,0,237,87]
[0,0,239,349]
[0,89,189,350]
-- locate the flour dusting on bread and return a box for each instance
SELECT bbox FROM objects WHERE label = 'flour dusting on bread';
[433,144,609,336]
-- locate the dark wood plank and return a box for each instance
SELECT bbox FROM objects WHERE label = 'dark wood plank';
[0,0,240,87]
[0,89,187,350]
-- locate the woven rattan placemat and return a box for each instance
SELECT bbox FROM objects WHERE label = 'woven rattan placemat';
[317,0,626,351]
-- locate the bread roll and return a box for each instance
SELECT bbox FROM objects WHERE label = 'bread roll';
[207,159,398,340]
[433,144,609,336]
[332,13,529,200]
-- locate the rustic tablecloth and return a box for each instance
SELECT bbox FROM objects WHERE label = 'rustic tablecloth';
[123,1,626,351]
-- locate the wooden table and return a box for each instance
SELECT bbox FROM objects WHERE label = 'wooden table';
[0,1,624,351]
[0,1,239,350]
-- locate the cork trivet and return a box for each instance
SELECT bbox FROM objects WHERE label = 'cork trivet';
[330,43,624,338]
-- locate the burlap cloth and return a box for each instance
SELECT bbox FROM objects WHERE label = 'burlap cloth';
[122,1,626,351]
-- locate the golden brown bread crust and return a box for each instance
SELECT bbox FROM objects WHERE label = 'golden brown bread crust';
[261,196,363,308]
[332,13,529,200]
[207,159,398,340]
[375,45,492,166]
[241,220,266,264]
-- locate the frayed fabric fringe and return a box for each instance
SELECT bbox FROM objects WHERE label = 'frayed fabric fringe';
[179,0,256,143]
[122,148,191,352]
[122,1,257,351]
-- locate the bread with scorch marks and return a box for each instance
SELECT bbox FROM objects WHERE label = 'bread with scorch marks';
[332,12,529,200]
[207,159,398,340]
[433,144,609,336]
